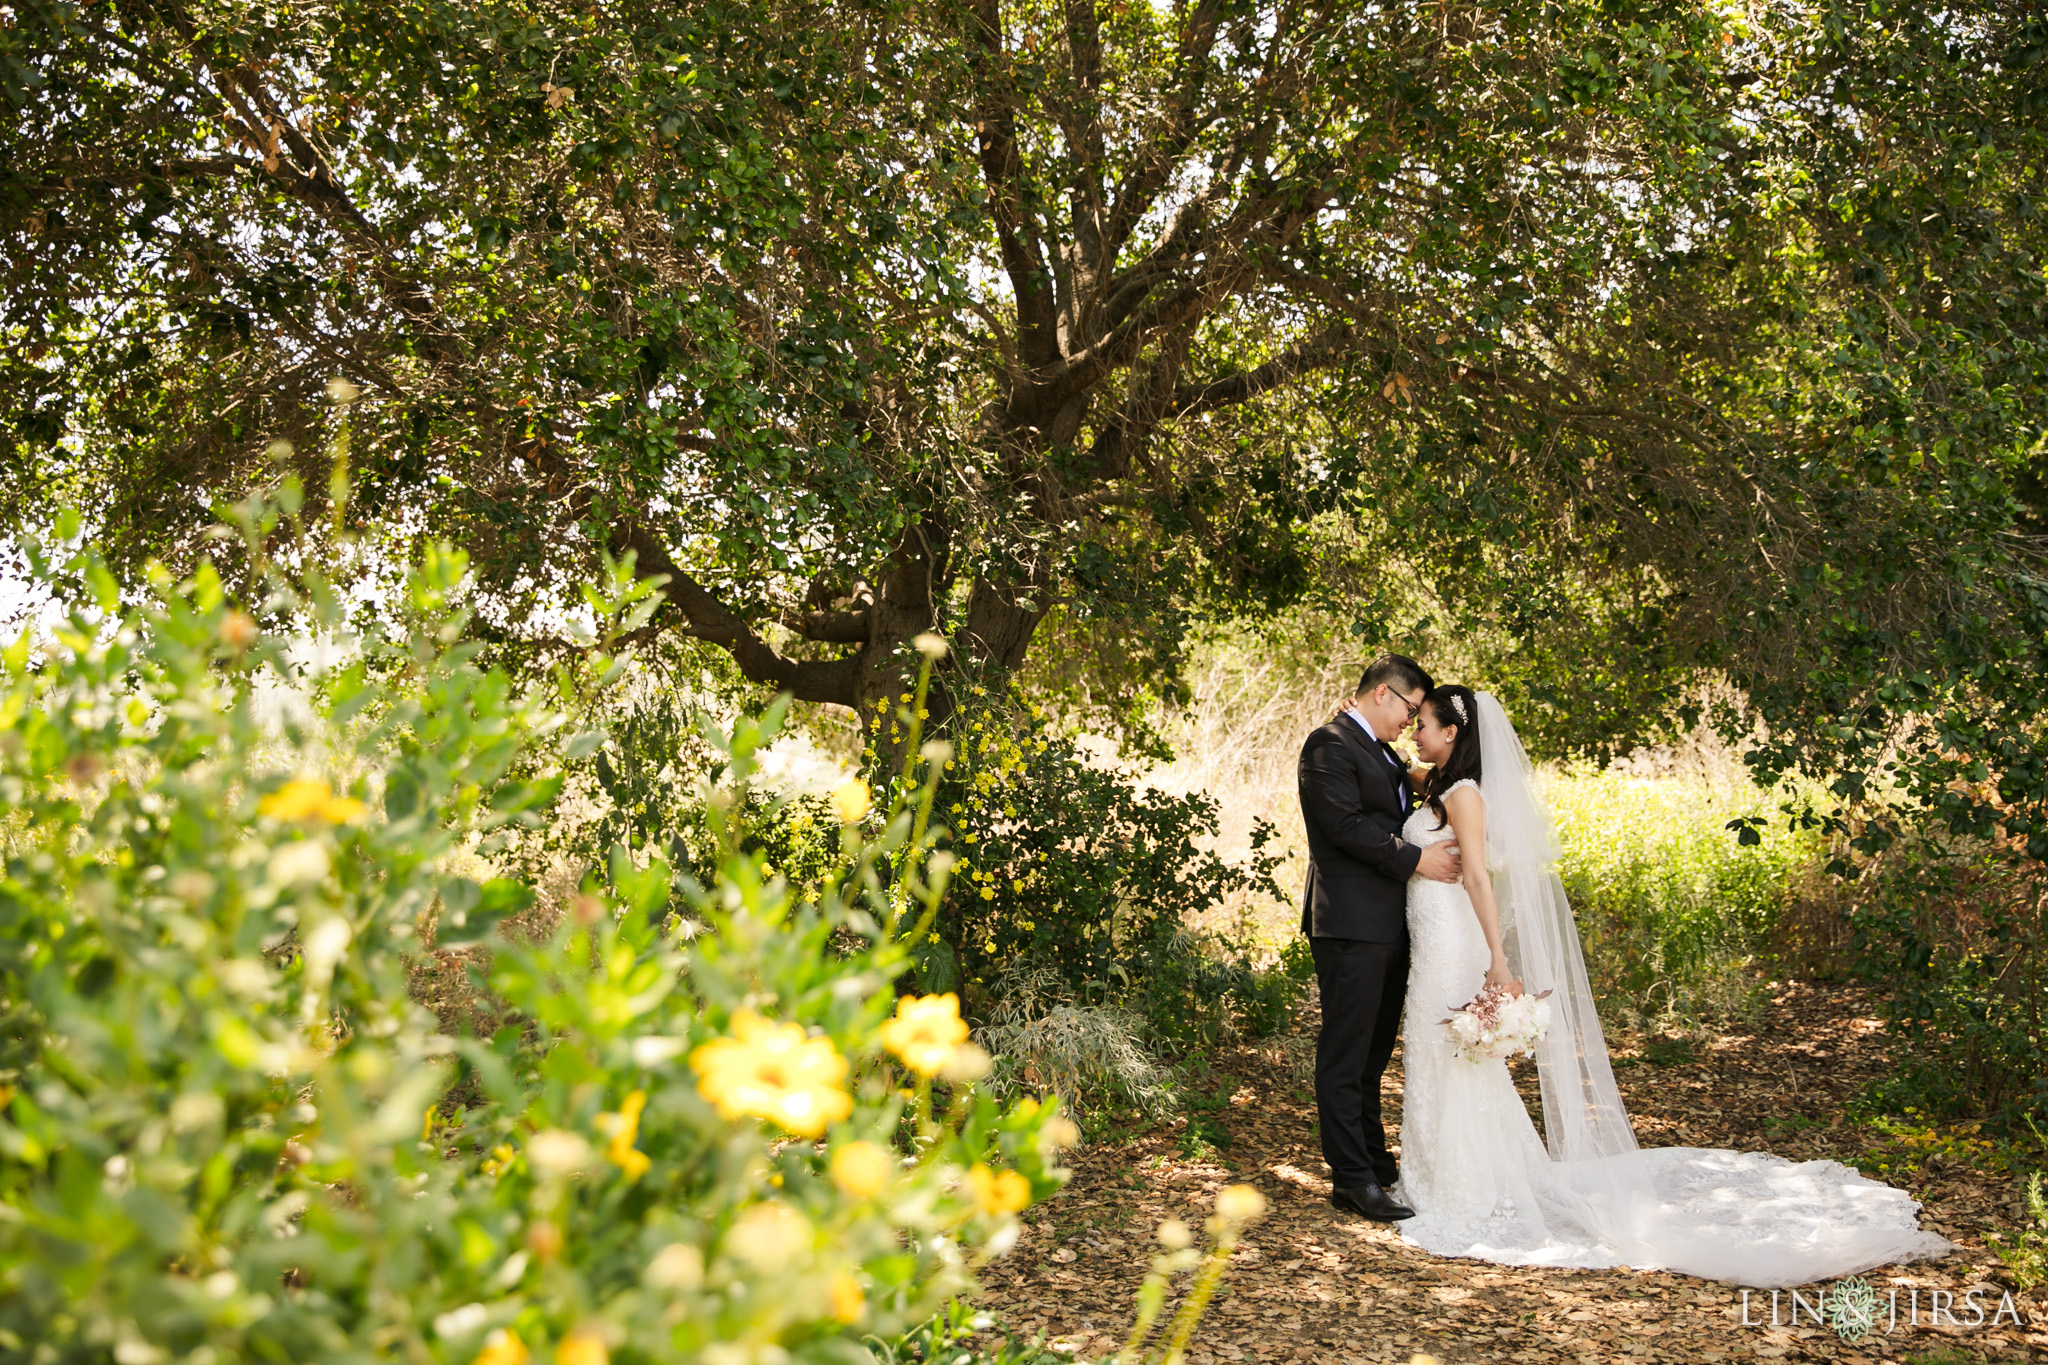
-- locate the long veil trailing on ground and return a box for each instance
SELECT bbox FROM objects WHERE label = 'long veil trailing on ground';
[1471,692,1955,1286]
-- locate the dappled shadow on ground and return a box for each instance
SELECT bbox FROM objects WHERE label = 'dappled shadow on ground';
[974,981,2046,1364]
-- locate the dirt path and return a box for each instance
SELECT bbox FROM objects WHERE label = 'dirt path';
[974,981,2047,1364]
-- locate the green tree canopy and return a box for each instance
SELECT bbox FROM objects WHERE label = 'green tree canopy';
[5,0,2046,850]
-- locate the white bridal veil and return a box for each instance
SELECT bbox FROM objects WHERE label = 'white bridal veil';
[1472,692,1955,1286]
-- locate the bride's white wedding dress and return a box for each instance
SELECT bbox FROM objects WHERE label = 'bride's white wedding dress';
[1391,707,1954,1288]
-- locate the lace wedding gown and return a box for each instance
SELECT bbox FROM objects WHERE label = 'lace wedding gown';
[1394,777,1954,1286]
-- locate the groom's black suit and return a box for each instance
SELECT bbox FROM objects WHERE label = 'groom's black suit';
[1298,713,1422,1191]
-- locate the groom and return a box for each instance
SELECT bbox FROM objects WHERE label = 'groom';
[1298,654,1461,1221]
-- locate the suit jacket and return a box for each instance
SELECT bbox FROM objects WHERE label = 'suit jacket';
[1297,715,1422,941]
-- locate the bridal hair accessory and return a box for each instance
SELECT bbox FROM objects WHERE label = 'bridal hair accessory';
[1447,693,1468,724]
[1440,981,1553,1064]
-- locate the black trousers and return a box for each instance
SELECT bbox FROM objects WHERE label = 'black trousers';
[1310,934,1410,1189]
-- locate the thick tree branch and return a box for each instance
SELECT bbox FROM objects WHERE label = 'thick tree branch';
[611,519,860,705]
[1103,0,1225,261]
[1085,324,1194,481]
[969,0,1062,370]
[1169,321,1357,418]
[781,608,874,643]
[1056,0,1110,344]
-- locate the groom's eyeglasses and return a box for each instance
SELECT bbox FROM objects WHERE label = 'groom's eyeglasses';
[1384,686,1423,722]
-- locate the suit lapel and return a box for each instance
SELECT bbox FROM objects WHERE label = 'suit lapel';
[1332,718,1405,815]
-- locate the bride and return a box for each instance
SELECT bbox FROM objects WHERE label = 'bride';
[1390,684,1954,1287]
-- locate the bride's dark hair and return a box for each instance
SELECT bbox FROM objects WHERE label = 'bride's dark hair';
[1421,684,1483,830]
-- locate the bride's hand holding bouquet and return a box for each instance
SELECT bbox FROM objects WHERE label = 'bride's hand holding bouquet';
[1442,975,1553,1065]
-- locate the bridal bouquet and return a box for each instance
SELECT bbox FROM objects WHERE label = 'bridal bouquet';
[1442,983,1554,1063]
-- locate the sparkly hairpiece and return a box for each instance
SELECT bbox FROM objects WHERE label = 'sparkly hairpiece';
[1448,693,1469,725]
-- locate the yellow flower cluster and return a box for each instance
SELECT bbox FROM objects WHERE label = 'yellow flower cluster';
[259,777,366,825]
[965,1162,1031,1216]
[597,1089,650,1179]
[690,1011,852,1137]
[879,993,969,1077]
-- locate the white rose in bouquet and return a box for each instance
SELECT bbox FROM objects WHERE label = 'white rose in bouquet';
[1441,983,1554,1064]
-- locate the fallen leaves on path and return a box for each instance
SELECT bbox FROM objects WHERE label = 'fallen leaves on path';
[974,980,2047,1364]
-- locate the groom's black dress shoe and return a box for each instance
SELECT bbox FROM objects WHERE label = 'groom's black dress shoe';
[1330,1182,1414,1221]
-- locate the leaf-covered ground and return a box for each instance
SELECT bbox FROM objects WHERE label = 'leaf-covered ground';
[974,981,2047,1364]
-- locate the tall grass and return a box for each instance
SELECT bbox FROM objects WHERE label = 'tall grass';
[1543,760,1829,1027]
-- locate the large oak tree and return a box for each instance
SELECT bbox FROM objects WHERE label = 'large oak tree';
[2,0,1758,695]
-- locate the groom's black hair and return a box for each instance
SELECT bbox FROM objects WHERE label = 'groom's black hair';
[1356,653,1432,697]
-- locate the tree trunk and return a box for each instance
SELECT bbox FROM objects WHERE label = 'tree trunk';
[841,502,1052,764]
[847,514,956,762]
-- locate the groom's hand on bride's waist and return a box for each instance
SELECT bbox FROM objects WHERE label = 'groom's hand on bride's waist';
[1417,840,1462,883]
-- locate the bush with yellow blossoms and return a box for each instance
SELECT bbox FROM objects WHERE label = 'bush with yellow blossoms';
[0,496,1070,1364]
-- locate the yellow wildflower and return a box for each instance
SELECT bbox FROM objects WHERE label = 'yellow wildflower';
[830,1140,895,1198]
[832,777,871,823]
[690,1011,852,1138]
[966,1163,1031,1216]
[725,1201,811,1268]
[481,1143,515,1177]
[472,1328,528,1365]
[599,1089,651,1179]
[828,1270,867,1323]
[1214,1183,1269,1222]
[879,993,970,1077]
[556,1327,608,1365]
[259,778,366,825]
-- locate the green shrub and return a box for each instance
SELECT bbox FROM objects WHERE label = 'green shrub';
[1988,1172,2048,1291]
[0,502,1068,1363]
[585,684,846,901]
[561,676,1303,1120]
[908,691,1287,1046]
[1843,840,2047,1134]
